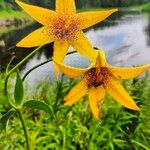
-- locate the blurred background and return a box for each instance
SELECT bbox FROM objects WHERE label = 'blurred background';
[0,1,150,149]
[0,0,150,83]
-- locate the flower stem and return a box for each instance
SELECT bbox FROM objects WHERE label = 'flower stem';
[22,50,77,82]
[17,109,31,150]
[4,46,43,149]
[4,46,44,101]
[22,59,52,82]
[8,45,44,76]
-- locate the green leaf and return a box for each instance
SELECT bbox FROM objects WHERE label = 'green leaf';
[0,108,16,131]
[14,70,24,105]
[23,100,51,114]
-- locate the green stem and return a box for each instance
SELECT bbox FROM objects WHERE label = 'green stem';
[4,46,43,148]
[8,45,43,76]
[4,48,76,149]
[22,59,52,82]
[17,109,31,150]
[4,46,44,103]
[22,50,77,82]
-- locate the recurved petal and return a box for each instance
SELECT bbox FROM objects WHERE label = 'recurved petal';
[64,79,88,105]
[78,9,118,29]
[70,31,97,61]
[110,64,150,79]
[56,0,76,14]
[53,41,69,77]
[15,0,56,26]
[106,77,139,110]
[16,27,54,47]
[88,86,105,119]
[94,51,107,67]
[53,59,88,78]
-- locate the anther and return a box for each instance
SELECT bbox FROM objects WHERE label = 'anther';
[84,67,112,88]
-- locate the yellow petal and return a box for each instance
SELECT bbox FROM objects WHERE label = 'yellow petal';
[15,0,56,26]
[16,27,54,47]
[78,9,118,29]
[70,31,97,61]
[56,0,76,14]
[106,77,139,110]
[64,79,87,105]
[110,64,150,79]
[53,59,88,78]
[88,86,105,119]
[53,41,69,77]
[94,50,107,67]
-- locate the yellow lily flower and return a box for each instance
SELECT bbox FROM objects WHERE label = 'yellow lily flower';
[54,50,150,119]
[15,0,118,75]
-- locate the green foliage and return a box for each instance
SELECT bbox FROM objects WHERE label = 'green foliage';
[0,0,150,11]
[0,0,149,21]
[142,3,150,12]
[0,0,18,10]
[23,100,52,114]
[14,70,24,105]
[0,10,31,20]
[0,74,150,149]
[0,108,16,131]
[0,73,7,105]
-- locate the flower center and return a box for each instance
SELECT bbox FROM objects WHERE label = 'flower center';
[53,14,80,40]
[84,67,112,88]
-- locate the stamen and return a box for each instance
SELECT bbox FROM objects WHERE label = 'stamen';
[84,67,112,88]
[52,14,81,40]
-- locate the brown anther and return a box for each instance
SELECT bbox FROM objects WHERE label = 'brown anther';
[84,67,112,88]
[52,14,80,40]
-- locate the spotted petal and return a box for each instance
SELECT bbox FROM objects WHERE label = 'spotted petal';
[56,0,76,14]
[16,27,54,47]
[110,64,150,79]
[53,41,69,77]
[89,86,105,119]
[64,79,87,105]
[78,9,118,29]
[15,0,56,26]
[70,31,97,61]
[106,77,139,110]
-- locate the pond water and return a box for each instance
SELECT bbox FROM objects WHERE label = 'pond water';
[0,11,150,84]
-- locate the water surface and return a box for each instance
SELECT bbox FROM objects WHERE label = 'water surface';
[0,11,149,83]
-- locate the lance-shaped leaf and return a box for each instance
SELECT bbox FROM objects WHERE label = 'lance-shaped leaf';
[0,108,16,131]
[14,70,24,105]
[23,100,51,114]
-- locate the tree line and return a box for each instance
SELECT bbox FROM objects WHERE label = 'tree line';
[0,0,149,10]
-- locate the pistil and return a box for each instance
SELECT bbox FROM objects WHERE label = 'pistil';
[85,67,112,88]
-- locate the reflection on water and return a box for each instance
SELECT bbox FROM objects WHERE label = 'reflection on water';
[86,11,150,67]
[0,11,150,83]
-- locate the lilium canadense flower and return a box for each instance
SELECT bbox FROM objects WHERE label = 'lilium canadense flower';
[15,0,117,75]
[54,50,150,119]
